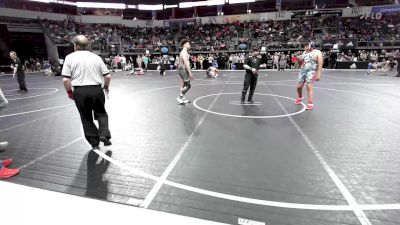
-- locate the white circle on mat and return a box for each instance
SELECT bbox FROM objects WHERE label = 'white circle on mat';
[193,93,306,119]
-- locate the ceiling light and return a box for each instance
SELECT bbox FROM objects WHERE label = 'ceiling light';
[76,2,126,9]
[138,4,163,10]
[229,0,255,4]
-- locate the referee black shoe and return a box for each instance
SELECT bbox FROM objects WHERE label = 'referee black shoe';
[248,99,254,104]
[100,136,112,146]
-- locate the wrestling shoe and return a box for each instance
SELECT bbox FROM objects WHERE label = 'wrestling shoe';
[306,103,314,110]
[177,97,184,104]
[182,96,191,104]
[100,136,112,146]
[294,97,303,105]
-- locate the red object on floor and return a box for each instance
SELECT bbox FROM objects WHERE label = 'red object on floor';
[1,159,13,167]
[0,167,19,179]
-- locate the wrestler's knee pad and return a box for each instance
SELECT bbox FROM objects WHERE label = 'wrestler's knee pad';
[184,81,191,89]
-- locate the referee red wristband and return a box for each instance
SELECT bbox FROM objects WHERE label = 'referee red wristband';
[67,90,73,99]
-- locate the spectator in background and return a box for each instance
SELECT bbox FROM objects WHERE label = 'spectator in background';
[174,55,180,68]
[59,58,65,70]
[35,58,42,71]
[120,55,126,71]
[292,54,299,69]
[191,55,198,70]
[116,55,122,70]
[329,50,337,69]
[239,53,245,63]
[231,54,237,65]
[208,55,214,67]
[24,60,30,72]
[198,55,204,70]
[279,54,287,71]
[136,55,143,69]
[143,55,150,72]
[360,50,368,61]
[228,54,234,70]
[273,53,280,70]
[369,51,378,62]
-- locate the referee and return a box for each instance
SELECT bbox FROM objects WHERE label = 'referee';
[9,51,28,92]
[62,35,112,150]
[241,48,262,104]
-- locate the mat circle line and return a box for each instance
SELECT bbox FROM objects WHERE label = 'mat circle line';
[92,82,399,211]
[193,93,306,119]
[5,88,58,101]
[3,79,399,210]
[94,150,400,211]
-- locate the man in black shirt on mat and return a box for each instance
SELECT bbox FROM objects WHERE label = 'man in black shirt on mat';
[9,51,28,93]
[241,49,262,104]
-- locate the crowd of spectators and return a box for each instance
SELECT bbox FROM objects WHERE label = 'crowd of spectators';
[22,57,52,72]
[322,15,400,44]
[101,49,398,72]
[43,14,400,53]
[43,19,118,51]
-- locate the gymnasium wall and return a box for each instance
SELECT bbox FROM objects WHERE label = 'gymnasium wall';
[0,6,294,28]
[0,5,385,27]
[0,7,74,21]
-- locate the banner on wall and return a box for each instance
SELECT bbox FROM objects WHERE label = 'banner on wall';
[200,16,223,24]
[145,20,153,27]
[166,18,197,27]
[314,10,342,17]
[322,38,358,50]
[371,5,400,14]
[223,14,257,23]
[260,11,292,21]
[290,11,313,19]
[342,6,372,17]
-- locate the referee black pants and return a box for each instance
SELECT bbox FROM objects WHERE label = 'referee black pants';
[73,85,111,148]
[241,73,258,101]
[17,72,27,91]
